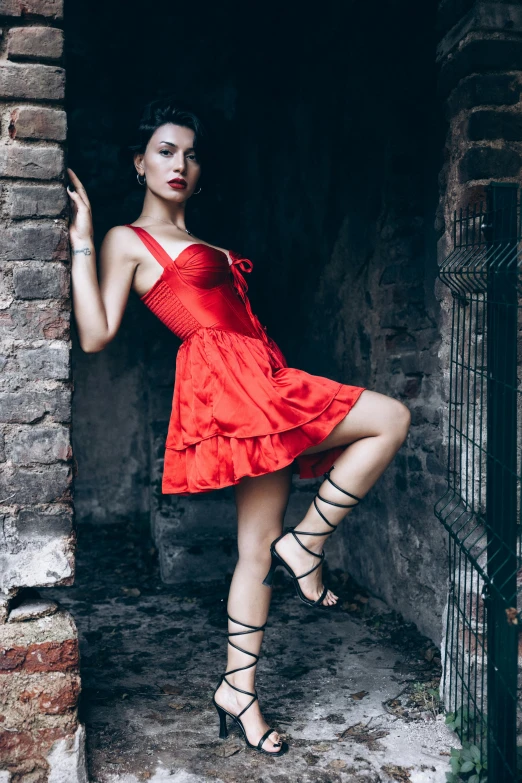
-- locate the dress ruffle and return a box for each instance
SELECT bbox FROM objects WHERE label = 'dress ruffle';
[162,327,365,494]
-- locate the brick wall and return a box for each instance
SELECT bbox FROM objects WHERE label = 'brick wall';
[434,0,522,710]
[0,0,86,779]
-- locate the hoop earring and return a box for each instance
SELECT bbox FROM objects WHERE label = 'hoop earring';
[193,185,202,195]
[137,173,146,186]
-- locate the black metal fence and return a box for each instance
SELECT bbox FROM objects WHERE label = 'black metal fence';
[435,182,521,783]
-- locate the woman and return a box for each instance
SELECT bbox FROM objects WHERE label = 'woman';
[67,98,411,757]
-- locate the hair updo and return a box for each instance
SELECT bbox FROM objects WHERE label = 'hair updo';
[128,97,209,166]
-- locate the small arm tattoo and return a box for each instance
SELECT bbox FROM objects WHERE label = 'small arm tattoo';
[71,247,92,256]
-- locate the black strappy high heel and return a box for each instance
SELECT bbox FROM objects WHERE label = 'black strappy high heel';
[212,614,289,756]
[262,465,363,607]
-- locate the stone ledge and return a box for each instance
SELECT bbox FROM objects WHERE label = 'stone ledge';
[438,1,522,61]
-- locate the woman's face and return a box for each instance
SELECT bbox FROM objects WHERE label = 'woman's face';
[135,123,201,201]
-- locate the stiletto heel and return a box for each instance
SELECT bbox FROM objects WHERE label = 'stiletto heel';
[262,553,278,586]
[265,465,364,608]
[214,702,229,739]
[212,615,289,756]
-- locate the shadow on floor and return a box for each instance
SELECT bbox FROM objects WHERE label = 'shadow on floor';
[44,521,456,783]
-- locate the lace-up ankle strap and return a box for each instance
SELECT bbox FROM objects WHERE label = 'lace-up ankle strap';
[222,615,266,718]
[293,465,363,541]
[321,465,363,506]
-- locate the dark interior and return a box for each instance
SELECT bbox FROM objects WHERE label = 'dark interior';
[66,0,443,526]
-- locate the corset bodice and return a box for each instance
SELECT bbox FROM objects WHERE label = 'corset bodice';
[126,225,286,369]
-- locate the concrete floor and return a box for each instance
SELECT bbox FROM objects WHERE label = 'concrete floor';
[44,520,457,783]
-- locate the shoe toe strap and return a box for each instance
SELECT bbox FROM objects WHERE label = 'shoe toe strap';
[312,585,329,606]
[257,727,281,750]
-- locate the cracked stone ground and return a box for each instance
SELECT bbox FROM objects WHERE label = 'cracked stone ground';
[43,521,456,783]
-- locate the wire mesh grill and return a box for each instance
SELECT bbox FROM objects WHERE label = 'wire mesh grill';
[435,182,522,783]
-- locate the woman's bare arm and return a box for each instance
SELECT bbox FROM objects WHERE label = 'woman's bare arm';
[67,168,136,353]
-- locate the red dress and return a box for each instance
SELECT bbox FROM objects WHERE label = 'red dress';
[126,225,366,495]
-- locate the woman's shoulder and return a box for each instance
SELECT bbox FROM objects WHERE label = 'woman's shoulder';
[98,223,144,265]
[104,223,139,240]
[106,222,158,247]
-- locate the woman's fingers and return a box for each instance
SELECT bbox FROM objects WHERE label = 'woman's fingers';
[66,187,85,211]
[66,168,91,210]
[66,167,83,187]
[66,187,79,210]
[66,178,94,239]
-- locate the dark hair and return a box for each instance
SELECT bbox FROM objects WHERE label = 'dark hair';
[128,98,208,165]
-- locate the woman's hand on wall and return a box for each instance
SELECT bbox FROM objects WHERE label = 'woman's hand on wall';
[66,168,93,243]
[66,168,136,353]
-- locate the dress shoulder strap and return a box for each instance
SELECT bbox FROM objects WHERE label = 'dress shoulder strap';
[124,224,172,270]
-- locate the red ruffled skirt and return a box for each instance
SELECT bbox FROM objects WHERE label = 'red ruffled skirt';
[162,327,366,495]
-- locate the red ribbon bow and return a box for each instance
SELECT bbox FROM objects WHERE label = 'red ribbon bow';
[229,251,286,371]
[229,252,254,299]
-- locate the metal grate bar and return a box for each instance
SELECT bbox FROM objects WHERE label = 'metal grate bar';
[435,182,522,783]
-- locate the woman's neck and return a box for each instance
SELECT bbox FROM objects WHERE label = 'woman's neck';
[140,195,187,229]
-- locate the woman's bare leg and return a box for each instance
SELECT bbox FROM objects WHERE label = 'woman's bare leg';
[213,464,293,753]
[274,390,411,606]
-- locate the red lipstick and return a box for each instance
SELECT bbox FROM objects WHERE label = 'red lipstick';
[168,178,187,189]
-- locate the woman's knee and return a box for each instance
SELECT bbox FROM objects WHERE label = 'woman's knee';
[237,523,280,564]
[387,398,411,444]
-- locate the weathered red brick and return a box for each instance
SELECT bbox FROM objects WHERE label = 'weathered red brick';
[0,142,63,180]
[6,183,67,217]
[2,223,68,261]
[0,390,71,424]
[41,313,69,340]
[0,0,63,17]
[38,679,80,714]
[26,639,79,672]
[0,726,69,764]
[6,425,71,464]
[9,106,66,141]
[0,645,25,671]
[14,343,70,379]
[8,26,63,60]
[0,638,78,673]
[13,263,69,299]
[0,62,64,100]
[0,303,70,341]
[0,463,72,505]
[17,676,80,715]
